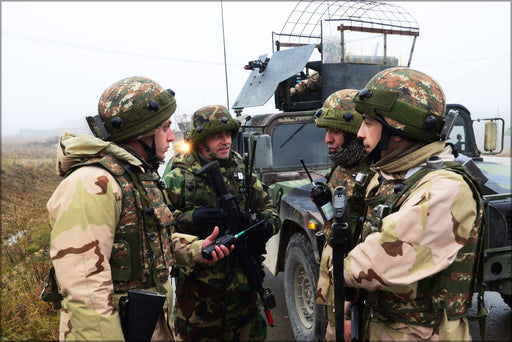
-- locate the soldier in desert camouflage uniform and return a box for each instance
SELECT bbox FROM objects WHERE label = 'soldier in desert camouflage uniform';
[342,67,484,341]
[290,70,322,97]
[162,105,281,341]
[46,77,231,341]
[312,89,371,341]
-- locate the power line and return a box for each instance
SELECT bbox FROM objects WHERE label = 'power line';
[4,30,244,67]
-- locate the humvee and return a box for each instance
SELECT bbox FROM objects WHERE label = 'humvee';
[228,1,511,341]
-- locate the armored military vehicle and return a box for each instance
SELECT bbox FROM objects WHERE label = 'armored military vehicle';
[214,1,511,340]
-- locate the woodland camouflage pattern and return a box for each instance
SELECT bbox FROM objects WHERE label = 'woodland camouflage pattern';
[96,76,177,142]
[188,105,240,146]
[315,89,363,135]
[364,67,446,117]
[98,76,164,119]
[47,133,200,341]
[163,149,280,341]
[343,141,483,341]
[355,67,447,143]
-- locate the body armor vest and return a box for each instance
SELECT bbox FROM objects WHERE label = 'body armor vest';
[181,155,252,236]
[362,161,484,327]
[71,155,175,293]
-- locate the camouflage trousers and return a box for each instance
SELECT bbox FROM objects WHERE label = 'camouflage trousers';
[365,310,471,341]
[173,277,267,342]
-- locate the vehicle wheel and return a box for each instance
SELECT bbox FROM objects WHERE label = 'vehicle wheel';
[284,233,327,341]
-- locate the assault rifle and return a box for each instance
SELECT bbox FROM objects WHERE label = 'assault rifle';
[196,160,276,326]
[331,186,361,342]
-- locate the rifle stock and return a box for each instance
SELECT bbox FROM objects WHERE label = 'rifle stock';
[331,186,361,342]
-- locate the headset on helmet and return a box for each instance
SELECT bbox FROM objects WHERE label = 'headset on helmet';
[86,76,176,143]
[353,67,446,143]
[188,105,240,146]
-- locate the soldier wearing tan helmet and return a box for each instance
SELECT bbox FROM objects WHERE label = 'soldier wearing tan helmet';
[312,89,372,341]
[45,77,230,341]
[162,105,280,341]
[342,67,484,341]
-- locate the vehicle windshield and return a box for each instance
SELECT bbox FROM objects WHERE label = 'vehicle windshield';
[271,121,329,168]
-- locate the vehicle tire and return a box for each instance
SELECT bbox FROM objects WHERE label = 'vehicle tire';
[284,233,327,341]
[501,293,512,309]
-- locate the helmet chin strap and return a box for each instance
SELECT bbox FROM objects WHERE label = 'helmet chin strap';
[200,141,229,163]
[139,137,160,170]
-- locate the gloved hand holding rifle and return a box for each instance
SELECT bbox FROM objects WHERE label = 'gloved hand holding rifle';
[196,160,276,326]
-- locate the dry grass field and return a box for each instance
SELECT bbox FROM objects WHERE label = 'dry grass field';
[1,136,61,341]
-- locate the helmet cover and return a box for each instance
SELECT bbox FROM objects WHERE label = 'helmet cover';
[189,105,240,146]
[353,67,446,142]
[315,89,363,135]
[97,76,176,142]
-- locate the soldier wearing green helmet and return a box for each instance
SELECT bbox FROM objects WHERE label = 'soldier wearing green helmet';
[340,67,484,341]
[45,77,230,341]
[162,105,280,341]
[311,89,372,341]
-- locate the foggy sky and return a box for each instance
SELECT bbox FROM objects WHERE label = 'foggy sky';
[2,1,510,143]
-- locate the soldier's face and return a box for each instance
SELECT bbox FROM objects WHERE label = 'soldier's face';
[324,128,345,153]
[154,119,175,161]
[357,115,382,154]
[201,130,232,160]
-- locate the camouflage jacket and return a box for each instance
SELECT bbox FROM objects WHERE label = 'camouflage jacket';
[343,141,483,338]
[316,160,371,307]
[47,133,195,341]
[163,149,280,274]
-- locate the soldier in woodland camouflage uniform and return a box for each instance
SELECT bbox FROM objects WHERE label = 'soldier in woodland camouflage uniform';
[46,77,231,341]
[162,105,281,341]
[342,67,484,341]
[312,89,372,341]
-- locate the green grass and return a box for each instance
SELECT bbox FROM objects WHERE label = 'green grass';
[1,137,61,341]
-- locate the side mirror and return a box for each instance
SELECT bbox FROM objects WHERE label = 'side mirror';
[483,118,504,154]
[250,134,273,169]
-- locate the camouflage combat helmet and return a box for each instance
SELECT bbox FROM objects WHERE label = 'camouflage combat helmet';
[90,76,176,142]
[353,67,446,143]
[315,89,363,134]
[188,105,240,146]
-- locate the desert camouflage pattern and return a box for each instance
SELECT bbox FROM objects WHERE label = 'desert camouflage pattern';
[315,89,363,135]
[98,76,164,119]
[365,67,446,117]
[315,161,370,341]
[343,141,483,341]
[163,149,280,341]
[188,105,240,146]
[290,70,321,96]
[47,133,186,341]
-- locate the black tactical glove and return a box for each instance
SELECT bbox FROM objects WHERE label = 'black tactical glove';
[192,204,222,230]
[247,220,274,255]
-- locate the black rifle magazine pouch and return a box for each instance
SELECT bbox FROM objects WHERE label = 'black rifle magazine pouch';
[119,289,166,342]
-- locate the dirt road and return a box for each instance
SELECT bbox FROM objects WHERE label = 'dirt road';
[263,268,512,341]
